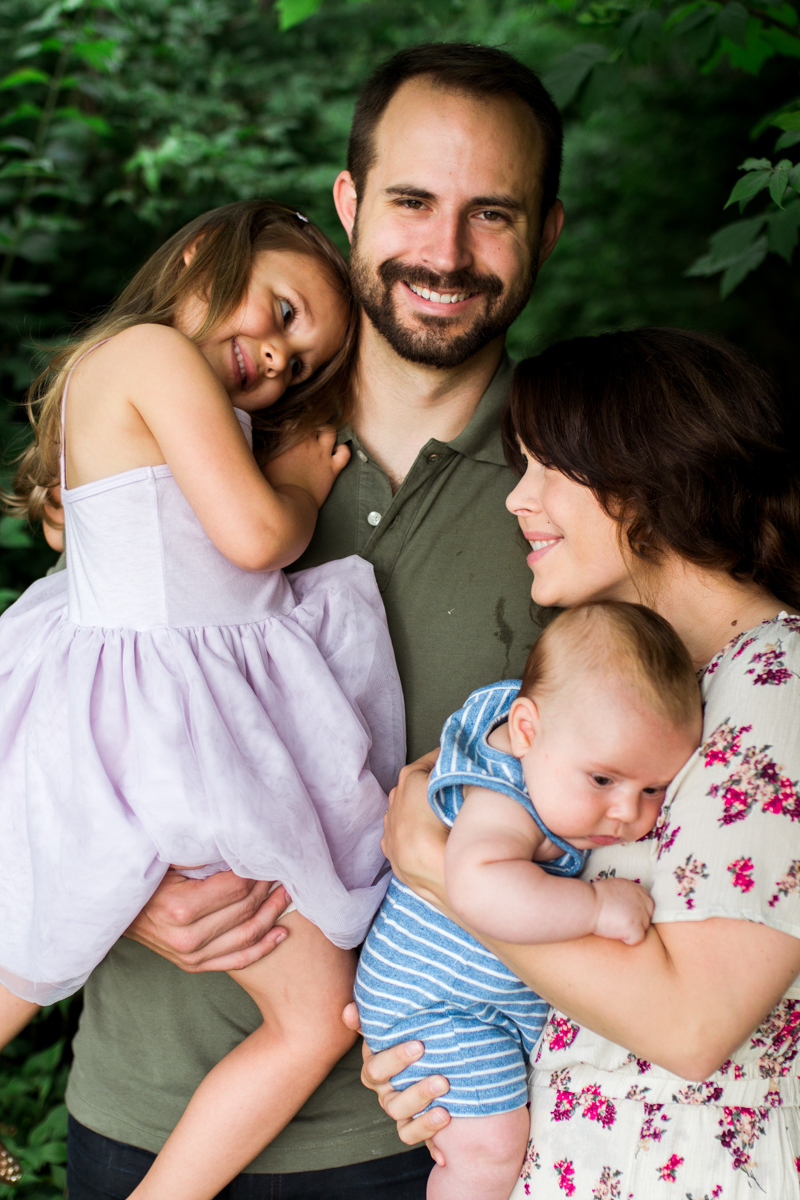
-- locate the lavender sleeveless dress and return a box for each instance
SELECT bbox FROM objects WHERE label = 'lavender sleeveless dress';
[0,366,405,1005]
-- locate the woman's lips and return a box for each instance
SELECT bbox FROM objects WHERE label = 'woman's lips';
[525,534,562,567]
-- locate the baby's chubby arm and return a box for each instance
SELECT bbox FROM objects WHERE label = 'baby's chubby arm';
[445,790,654,947]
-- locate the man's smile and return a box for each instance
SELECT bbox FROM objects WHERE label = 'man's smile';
[400,280,480,315]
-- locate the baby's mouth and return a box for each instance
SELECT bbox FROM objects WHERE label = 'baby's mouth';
[233,340,247,387]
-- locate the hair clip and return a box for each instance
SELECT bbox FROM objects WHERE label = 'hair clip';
[295,212,309,223]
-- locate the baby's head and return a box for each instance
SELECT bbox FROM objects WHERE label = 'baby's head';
[507,602,701,848]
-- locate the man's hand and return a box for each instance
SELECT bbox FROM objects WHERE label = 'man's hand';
[341,1002,450,1164]
[125,869,291,972]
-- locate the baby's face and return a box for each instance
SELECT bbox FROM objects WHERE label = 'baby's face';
[510,677,700,849]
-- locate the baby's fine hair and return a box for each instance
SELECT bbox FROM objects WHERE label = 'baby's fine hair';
[6,199,358,530]
[520,601,700,729]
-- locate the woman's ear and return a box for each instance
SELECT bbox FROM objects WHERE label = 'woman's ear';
[507,694,539,759]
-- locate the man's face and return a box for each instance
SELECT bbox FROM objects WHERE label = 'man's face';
[342,78,549,369]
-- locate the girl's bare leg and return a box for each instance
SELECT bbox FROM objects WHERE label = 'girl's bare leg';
[0,984,40,1183]
[428,1108,529,1200]
[128,911,357,1200]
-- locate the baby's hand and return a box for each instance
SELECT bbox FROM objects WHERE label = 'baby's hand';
[591,877,654,946]
[264,427,350,509]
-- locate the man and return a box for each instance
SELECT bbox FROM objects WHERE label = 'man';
[64,42,564,1199]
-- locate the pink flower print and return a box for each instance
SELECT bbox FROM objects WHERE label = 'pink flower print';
[746,641,796,686]
[520,1140,541,1194]
[716,1105,769,1179]
[547,1014,580,1052]
[625,1083,650,1101]
[657,822,681,859]
[673,1081,724,1105]
[657,1153,684,1182]
[703,721,752,768]
[553,1088,578,1122]
[762,775,800,822]
[592,1166,623,1198]
[769,860,800,908]
[686,1190,723,1200]
[554,1159,576,1196]
[636,1057,652,1074]
[674,854,709,908]
[638,1101,670,1149]
[796,1154,800,1174]
[708,738,800,826]
[731,635,758,660]
[748,998,800,1078]
[580,1083,616,1128]
[727,857,755,893]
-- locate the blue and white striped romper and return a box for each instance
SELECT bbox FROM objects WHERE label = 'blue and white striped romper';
[355,681,587,1118]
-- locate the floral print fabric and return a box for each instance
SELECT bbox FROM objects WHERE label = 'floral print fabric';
[509,614,800,1199]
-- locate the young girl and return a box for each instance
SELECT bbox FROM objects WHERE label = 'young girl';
[0,199,405,1196]
[356,601,702,1200]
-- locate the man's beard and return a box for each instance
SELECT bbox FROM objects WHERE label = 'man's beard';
[349,234,538,370]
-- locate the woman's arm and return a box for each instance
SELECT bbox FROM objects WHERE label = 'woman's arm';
[385,758,800,1081]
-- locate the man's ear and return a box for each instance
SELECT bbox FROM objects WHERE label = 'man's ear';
[507,694,540,759]
[537,199,565,269]
[333,170,358,243]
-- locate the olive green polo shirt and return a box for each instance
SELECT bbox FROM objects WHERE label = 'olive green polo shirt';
[65,353,542,1172]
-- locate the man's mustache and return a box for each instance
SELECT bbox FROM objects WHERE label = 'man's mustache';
[377,258,504,300]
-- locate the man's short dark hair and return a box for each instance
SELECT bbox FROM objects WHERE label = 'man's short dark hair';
[347,42,563,215]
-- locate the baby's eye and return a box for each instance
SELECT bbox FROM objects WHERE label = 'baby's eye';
[591,774,612,787]
[643,785,666,796]
[279,298,296,327]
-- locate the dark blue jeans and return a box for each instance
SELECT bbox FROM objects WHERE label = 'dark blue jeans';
[66,1116,432,1199]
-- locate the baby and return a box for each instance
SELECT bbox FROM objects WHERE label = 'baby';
[356,601,702,1200]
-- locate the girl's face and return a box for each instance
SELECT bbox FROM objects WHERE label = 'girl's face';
[177,249,348,412]
[506,446,637,608]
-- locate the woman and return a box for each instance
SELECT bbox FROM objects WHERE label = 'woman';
[352,327,800,1197]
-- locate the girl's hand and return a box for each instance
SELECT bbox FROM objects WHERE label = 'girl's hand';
[264,427,350,510]
[341,1002,451,1160]
[383,751,447,906]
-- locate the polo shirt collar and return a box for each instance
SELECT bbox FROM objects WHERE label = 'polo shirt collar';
[337,350,514,468]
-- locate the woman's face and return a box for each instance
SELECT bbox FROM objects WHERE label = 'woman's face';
[506,446,637,608]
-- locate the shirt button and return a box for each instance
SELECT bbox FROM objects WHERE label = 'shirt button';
[428,453,439,461]
[367,511,382,527]
[356,449,368,463]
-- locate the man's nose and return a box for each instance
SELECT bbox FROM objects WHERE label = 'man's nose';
[420,209,473,277]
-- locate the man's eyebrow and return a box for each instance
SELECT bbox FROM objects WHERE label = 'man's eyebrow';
[384,185,525,213]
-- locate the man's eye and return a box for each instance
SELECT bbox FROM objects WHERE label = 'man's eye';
[478,210,506,222]
[399,199,425,210]
[592,774,612,787]
[279,298,296,326]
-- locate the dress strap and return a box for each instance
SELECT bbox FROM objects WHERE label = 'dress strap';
[60,339,112,490]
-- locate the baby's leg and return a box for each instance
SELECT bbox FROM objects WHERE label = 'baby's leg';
[129,912,357,1200]
[428,1107,529,1200]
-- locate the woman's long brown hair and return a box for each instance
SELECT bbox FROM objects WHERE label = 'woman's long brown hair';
[504,327,800,610]
[6,199,358,529]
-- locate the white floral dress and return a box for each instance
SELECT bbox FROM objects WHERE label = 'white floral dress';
[510,613,800,1200]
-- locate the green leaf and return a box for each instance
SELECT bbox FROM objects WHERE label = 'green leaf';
[764,26,800,57]
[740,157,773,170]
[720,235,768,297]
[767,198,800,261]
[774,111,800,131]
[776,130,800,149]
[542,44,608,109]
[72,39,121,72]
[718,1,748,46]
[686,215,767,274]
[0,68,49,89]
[789,165,800,190]
[54,107,112,136]
[0,516,32,548]
[724,169,772,208]
[769,165,789,205]
[275,0,323,30]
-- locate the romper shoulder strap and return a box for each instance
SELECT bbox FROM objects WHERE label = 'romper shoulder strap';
[60,338,112,490]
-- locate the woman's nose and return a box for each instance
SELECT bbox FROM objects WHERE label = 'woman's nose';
[506,477,539,515]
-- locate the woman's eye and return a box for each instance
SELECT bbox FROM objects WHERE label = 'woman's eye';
[279,299,295,326]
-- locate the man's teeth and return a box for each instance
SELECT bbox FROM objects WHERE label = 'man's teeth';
[408,283,469,304]
[233,342,246,386]
[530,539,559,551]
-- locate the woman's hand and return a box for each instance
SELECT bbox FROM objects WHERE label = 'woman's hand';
[342,1002,451,1163]
[383,751,448,906]
[264,427,350,510]
[125,869,291,972]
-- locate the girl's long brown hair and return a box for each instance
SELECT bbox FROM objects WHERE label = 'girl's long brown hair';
[503,327,800,610]
[7,199,358,528]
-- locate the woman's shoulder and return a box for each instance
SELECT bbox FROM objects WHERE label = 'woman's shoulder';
[702,612,800,692]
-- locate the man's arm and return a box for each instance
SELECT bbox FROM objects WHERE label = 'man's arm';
[125,870,292,972]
